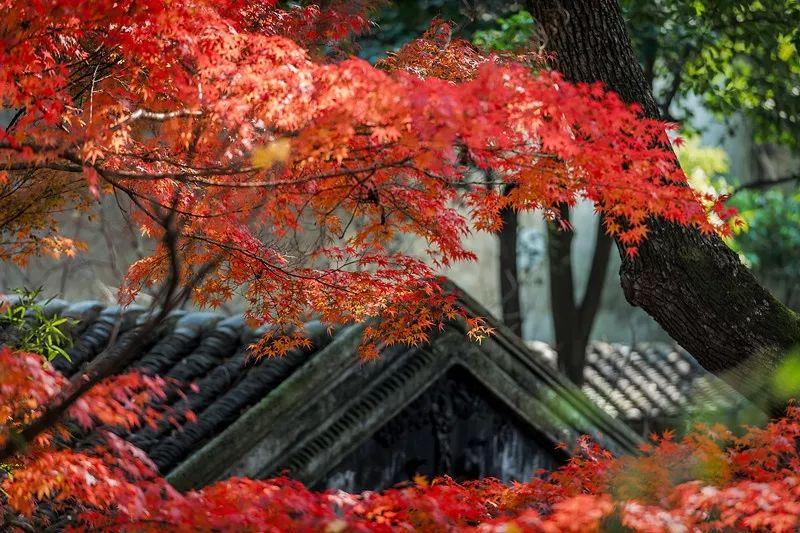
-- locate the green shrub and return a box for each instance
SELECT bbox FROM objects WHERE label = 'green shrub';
[0,288,75,361]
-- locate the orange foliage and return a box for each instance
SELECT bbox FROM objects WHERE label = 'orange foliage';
[0,0,730,357]
[4,346,800,531]
[0,3,765,528]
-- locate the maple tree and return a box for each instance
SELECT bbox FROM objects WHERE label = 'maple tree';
[3,0,797,530]
[0,0,727,359]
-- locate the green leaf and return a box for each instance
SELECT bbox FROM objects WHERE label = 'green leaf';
[778,40,795,62]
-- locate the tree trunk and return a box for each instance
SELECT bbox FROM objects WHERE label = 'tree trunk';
[548,205,612,385]
[527,0,800,409]
[548,207,580,382]
[499,206,523,337]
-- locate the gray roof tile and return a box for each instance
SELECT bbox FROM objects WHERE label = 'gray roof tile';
[55,303,334,475]
[526,340,746,425]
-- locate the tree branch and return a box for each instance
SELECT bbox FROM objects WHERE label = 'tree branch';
[0,216,219,465]
[111,108,203,131]
[548,204,584,382]
[731,173,800,196]
[499,204,522,336]
[659,45,693,120]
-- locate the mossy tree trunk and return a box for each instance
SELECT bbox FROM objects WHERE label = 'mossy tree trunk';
[527,0,800,409]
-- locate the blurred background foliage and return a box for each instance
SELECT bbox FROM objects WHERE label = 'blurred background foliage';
[471,10,535,52]
[623,0,800,147]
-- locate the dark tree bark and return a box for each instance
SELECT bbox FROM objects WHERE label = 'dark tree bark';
[499,206,523,337]
[527,0,800,408]
[548,206,612,385]
[547,208,580,382]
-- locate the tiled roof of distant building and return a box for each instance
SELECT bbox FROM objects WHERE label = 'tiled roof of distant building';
[527,340,750,434]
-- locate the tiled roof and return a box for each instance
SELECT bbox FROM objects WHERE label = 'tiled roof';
[38,299,334,476]
[527,340,748,429]
[26,295,646,487]
[23,294,750,475]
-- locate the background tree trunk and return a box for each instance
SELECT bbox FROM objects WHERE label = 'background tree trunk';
[497,200,610,385]
[548,205,612,385]
[499,206,522,337]
[527,0,800,408]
